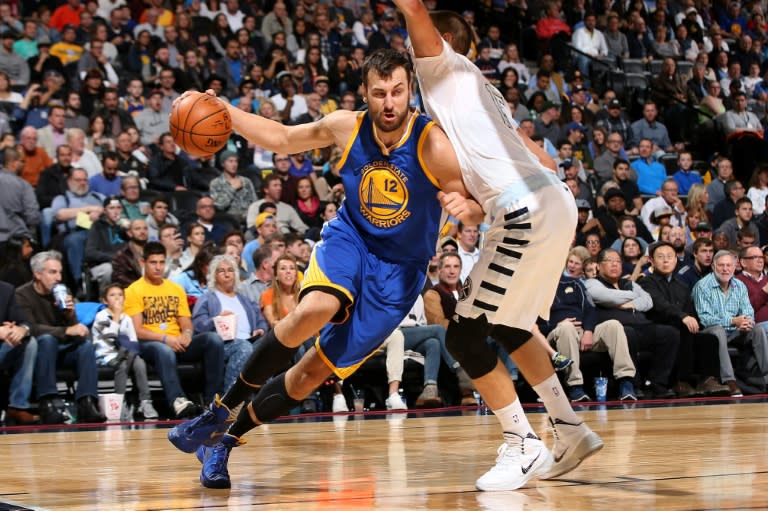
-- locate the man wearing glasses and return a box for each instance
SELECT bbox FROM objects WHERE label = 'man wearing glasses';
[640,241,730,397]
[118,175,149,220]
[585,248,678,398]
[640,178,687,233]
[593,131,628,185]
[191,196,227,244]
[736,246,768,333]
[50,167,104,285]
[693,249,768,396]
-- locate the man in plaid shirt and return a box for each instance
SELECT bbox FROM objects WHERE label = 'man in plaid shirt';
[693,249,768,396]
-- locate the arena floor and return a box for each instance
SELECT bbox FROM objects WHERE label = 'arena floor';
[1,397,766,510]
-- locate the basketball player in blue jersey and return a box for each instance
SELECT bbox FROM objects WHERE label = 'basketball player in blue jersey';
[167,49,485,488]
[393,0,604,492]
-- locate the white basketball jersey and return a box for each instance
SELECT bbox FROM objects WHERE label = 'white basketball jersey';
[413,39,547,212]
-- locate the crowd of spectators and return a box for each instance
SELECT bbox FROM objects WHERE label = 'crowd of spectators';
[3,0,768,423]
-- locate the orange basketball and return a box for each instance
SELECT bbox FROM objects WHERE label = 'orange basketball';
[169,92,232,158]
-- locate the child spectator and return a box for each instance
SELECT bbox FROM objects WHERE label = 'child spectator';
[91,283,158,420]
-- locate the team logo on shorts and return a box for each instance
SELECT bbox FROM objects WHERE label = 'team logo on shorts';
[459,276,472,301]
[358,161,410,228]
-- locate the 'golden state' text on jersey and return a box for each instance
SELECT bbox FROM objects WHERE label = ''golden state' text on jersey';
[299,109,444,378]
[335,110,442,263]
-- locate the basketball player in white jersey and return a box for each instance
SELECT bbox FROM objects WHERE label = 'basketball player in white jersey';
[393,0,604,491]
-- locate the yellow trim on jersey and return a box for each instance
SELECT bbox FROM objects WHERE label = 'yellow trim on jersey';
[337,111,366,170]
[301,245,354,323]
[371,109,419,155]
[417,121,440,189]
[314,336,384,380]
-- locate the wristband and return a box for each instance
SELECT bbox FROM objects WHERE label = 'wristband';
[162,335,167,344]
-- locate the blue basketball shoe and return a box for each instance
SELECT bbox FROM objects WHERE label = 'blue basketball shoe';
[196,444,207,464]
[168,394,236,453]
[200,433,244,489]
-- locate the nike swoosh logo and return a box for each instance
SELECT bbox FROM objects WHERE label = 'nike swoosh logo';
[554,447,569,463]
[521,452,541,474]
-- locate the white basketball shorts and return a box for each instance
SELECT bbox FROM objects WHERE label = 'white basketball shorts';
[456,172,577,331]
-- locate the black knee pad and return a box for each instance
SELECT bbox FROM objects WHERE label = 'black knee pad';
[249,372,302,424]
[445,315,497,379]
[490,325,532,354]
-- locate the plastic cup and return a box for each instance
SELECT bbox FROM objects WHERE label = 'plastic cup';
[52,284,68,310]
[595,377,608,402]
[353,390,364,412]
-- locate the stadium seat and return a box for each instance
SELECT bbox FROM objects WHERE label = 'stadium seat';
[621,58,647,74]
[649,60,664,75]
[677,60,694,76]
[660,153,679,175]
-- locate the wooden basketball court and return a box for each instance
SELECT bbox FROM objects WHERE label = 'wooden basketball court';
[1,399,767,510]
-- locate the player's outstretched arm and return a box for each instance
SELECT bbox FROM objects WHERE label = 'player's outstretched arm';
[173,90,357,155]
[392,0,443,58]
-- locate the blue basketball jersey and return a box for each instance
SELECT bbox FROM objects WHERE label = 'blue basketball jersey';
[335,110,442,264]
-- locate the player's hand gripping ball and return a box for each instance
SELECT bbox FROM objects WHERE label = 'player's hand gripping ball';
[169,92,232,157]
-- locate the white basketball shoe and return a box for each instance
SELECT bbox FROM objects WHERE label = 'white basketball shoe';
[541,417,604,479]
[475,432,554,491]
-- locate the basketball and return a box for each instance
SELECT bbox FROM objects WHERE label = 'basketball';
[169,92,232,158]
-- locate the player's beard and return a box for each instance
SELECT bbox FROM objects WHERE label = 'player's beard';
[371,106,409,134]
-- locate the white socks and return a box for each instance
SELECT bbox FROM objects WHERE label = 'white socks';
[533,373,581,424]
[494,397,535,437]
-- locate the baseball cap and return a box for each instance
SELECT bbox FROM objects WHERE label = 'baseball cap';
[0,29,17,40]
[572,84,586,93]
[219,150,238,161]
[255,212,276,228]
[565,121,586,133]
[695,221,713,231]
[559,158,574,168]
[314,75,330,85]
[541,101,558,111]
[608,98,622,109]
[603,188,626,202]
[276,70,293,82]
[381,9,395,20]
[575,199,592,210]
[686,6,698,14]
[439,236,458,251]
[103,196,122,208]
[652,206,674,220]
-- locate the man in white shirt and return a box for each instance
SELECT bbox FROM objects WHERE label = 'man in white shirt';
[571,14,608,86]
[457,222,479,283]
[222,0,245,31]
[270,71,308,124]
[640,178,687,233]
